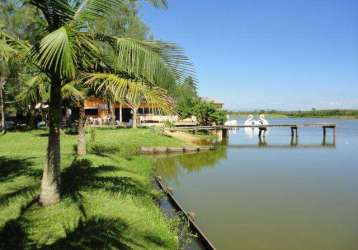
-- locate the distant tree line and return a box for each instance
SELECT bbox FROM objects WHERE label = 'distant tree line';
[229,109,358,118]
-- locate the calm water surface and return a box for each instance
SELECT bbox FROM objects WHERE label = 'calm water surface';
[156,118,358,250]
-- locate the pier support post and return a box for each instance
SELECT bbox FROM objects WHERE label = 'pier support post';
[333,127,336,144]
[212,128,228,143]
[213,129,223,142]
[290,134,298,146]
[291,126,298,138]
[258,127,267,138]
[222,128,228,139]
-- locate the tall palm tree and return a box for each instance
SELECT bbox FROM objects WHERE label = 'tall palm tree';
[0,31,29,133]
[19,0,193,205]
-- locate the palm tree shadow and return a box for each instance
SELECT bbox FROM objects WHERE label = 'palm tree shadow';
[40,216,144,250]
[0,156,41,182]
[0,219,28,250]
[0,197,38,250]
[0,156,41,208]
[61,159,152,217]
[0,185,38,206]
[88,144,119,157]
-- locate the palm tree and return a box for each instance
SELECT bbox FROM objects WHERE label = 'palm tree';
[17,74,83,129]
[16,74,50,129]
[0,31,29,133]
[16,0,193,205]
[85,73,175,128]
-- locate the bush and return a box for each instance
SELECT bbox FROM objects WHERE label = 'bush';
[192,101,227,126]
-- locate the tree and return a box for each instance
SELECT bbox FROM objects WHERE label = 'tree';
[1,0,193,206]
[17,74,84,129]
[0,31,28,133]
[85,73,175,128]
[193,101,227,126]
[175,76,198,118]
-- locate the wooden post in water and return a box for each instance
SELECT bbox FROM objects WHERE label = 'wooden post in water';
[290,126,298,138]
[222,128,228,139]
[258,127,267,138]
[333,126,336,144]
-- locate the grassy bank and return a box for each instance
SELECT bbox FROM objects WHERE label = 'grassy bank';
[0,128,186,249]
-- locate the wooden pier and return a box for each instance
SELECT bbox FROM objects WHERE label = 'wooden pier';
[166,123,337,141]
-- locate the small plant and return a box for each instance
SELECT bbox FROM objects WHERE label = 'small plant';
[173,213,196,249]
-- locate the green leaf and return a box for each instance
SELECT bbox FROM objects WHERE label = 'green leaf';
[33,26,76,79]
[112,37,195,85]
[83,72,175,114]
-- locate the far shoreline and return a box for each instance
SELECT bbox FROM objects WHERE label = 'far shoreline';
[229,110,358,120]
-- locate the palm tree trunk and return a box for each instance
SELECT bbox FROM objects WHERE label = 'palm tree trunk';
[132,108,138,128]
[77,103,86,156]
[0,80,6,134]
[110,102,115,126]
[28,106,36,130]
[39,79,62,206]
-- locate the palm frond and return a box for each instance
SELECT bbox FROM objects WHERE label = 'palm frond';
[33,26,76,79]
[0,40,17,61]
[28,0,74,29]
[145,0,168,9]
[17,74,50,106]
[83,72,136,100]
[73,0,124,22]
[61,81,85,104]
[83,72,175,114]
[111,37,195,85]
[0,31,30,59]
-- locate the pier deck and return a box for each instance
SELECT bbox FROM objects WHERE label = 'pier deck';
[172,122,336,130]
[166,123,336,141]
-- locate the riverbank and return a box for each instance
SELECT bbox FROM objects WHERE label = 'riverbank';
[163,130,217,145]
[0,128,187,249]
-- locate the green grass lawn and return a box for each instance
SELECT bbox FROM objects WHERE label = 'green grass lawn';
[0,128,185,249]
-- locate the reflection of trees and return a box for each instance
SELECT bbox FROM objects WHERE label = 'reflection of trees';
[155,147,227,179]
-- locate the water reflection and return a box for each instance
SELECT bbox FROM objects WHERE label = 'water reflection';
[156,118,358,250]
[224,135,336,148]
[244,127,259,138]
[155,147,227,179]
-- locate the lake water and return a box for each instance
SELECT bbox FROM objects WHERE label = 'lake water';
[156,118,358,250]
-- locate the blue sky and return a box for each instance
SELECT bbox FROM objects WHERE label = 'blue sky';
[140,0,358,110]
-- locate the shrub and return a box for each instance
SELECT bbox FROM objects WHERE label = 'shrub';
[192,101,227,126]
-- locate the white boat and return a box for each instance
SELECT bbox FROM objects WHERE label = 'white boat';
[244,114,259,137]
[258,114,269,125]
[224,119,238,126]
[244,114,256,126]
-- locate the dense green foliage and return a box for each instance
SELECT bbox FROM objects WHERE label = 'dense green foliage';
[174,76,198,118]
[0,128,185,249]
[170,76,228,125]
[193,101,227,125]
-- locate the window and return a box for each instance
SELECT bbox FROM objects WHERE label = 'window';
[85,109,98,116]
